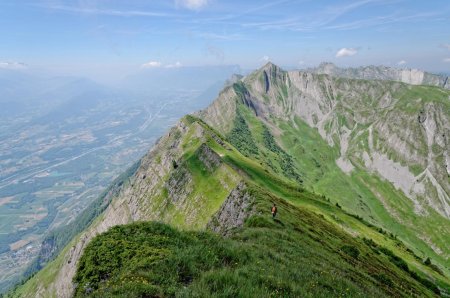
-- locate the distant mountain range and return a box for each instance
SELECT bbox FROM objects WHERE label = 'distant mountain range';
[308,62,449,89]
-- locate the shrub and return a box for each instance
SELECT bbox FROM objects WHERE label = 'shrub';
[227,109,259,157]
[373,273,393,287]
[341,245,360,259]
[379,247,409,272]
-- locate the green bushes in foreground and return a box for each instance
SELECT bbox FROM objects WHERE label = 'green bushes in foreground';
[74,212,439,298]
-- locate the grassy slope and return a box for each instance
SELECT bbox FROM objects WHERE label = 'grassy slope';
[226,100,449,289]
[74,115,448,297]
[72,179,442,297]
[138,121,240,230]
[276,115,449,272]
[228,80,449,275]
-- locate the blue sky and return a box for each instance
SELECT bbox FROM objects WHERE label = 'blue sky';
[1,0,449,79]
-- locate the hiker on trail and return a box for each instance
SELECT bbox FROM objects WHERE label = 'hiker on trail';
[271,204,277,218]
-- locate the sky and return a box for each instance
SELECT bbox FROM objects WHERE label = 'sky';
[0,0,449,80]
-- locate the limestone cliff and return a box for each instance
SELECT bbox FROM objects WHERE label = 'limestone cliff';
[309,62,450,89]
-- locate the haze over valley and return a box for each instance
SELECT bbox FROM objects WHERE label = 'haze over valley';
[0,66,238,290]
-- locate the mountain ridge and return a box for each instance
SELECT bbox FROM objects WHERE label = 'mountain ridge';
[307,62,450,89]
[9,63,450,297]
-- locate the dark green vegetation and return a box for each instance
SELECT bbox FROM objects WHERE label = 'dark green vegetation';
[74,181,441,297]
[227,108,259,158]
[261,124,302,183]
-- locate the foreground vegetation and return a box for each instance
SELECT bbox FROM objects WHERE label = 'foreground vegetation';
[74,181,442,297]
[71,108,448,297]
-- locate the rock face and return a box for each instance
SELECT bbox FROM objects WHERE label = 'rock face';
[198,86,238,135]
[204,62,450,220]
[197,143,222,171]
[309,62,450,89]
[207,182,255,235]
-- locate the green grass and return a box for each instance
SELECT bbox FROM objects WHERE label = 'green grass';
[267,114,450,276]
[8,211,109,298]
[72,180,442,297]
[133,122,241,230]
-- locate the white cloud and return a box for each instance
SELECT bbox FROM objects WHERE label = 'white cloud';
[298,60,305,65]
[441,44,450,50]
[165,61,183,68]
[335,48,357,58]
[261,55,270,62]
[0,61,27,70]
[43,4,173,17]
[397,60,406,65]
[444,58,450,63]
[176,0,209,10]
[141,61,162,68]
[141,61,184,68]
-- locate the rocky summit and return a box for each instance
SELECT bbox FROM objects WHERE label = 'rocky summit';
[9,63,450,297]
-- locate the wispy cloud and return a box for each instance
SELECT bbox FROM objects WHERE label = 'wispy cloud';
[176,0,209,11]
[141,61,162,68]
[194,32,245,41]
[241,0,387,31]
[441,44,450,50]
[327,11,440,31]
[444,58,450,63]
[261,55,270,62]
[199,0,295,23]
[397,60,406,65]
[336,48,357,57]
[0,61,27,70]
[42,4,174,17]
[236,1,445,34]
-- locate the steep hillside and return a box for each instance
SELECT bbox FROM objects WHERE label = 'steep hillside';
[72,182,442,297]
[200,63,450,261]
[10,64,450,297]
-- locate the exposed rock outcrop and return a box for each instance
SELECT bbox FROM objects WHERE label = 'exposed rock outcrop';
[208,182,255,235]
[197,143,222,172]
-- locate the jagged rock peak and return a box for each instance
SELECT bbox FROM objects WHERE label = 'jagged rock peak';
[260,62,284,73]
